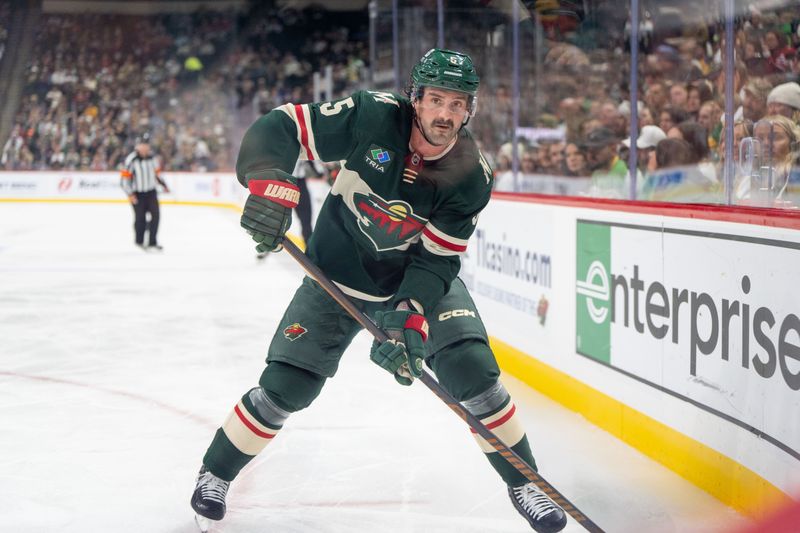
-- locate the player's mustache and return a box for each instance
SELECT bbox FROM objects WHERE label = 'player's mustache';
[432,120,453,129]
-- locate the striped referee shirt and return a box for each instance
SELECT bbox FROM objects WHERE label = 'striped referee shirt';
[121,150,163,194]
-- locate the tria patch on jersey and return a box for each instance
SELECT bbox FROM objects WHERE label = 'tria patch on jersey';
[283,323,307,341]
[364,144,394,173]
[354,192,427,251]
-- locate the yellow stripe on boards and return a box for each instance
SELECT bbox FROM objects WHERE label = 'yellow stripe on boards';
[489,336,791,520]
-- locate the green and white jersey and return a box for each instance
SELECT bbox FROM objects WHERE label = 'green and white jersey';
[236,90,493,312]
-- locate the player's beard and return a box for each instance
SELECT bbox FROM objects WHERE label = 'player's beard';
[419,117,457,146]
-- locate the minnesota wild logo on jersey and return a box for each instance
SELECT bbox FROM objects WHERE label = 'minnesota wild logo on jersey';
[354,192,426,251]
[283,323,307,341]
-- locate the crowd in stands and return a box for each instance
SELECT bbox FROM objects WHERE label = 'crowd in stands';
[1,4,369,173]
[1,1,799,208]
[2,9,237,172]
[464,2,800,206]
[229,5,368,117]
[0,2,9,63]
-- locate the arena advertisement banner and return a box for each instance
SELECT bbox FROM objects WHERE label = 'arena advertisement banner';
[575,219,800,462]
[0,171,245,206]
[0,172,45,196]
[461,201,554,334]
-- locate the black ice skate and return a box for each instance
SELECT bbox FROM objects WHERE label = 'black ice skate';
[508,482,567,532]
[190,466,230,521]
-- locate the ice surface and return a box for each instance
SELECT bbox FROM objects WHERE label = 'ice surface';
[0,203,749,532]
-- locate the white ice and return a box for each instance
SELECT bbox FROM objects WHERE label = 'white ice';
[0,203,749,533]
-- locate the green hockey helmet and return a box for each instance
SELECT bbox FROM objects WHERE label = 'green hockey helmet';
[409,48,479,124]
[411,48,479,96]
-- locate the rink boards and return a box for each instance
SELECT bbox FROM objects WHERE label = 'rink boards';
[464,193,800,520]
[2,171,798,520]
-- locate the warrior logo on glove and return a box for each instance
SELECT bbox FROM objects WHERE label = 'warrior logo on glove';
[248,180,300,208]
[240,169,300,253]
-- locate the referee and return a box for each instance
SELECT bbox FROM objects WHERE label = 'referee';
[121,133,169,251]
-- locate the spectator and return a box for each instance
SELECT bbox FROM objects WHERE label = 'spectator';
[582,127,628,196]
[766,82,800,123]
[667,121,718,184]
[578,118,603,139]
[735,115,800,205]
[742,78,773,122]
[623,124,666,174]
[547,141,566,174]
[718,118,754,171]
[557,97,587,142]
[645,81,668,116]
[763,28,796,73]
[669,83,689,110]
[698,101,724,152]
[639,106,656,127]
[655,138,695,169]
[564,142,589,177]
[521,149,538,175]
[686,80,714,118]
[659,105,690,134]
[654,44,692,82]
[599,101,627,137]
[667,122,710,163]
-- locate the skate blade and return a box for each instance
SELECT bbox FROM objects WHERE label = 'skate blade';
[195,513,212,533]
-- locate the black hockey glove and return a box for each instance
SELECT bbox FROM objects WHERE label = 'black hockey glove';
[240,169,300,253]
[369,308,428,386]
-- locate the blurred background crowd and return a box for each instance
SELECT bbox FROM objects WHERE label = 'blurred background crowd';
[1,0,798,207]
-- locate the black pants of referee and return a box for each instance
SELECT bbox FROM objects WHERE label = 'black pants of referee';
[132,189,160,246]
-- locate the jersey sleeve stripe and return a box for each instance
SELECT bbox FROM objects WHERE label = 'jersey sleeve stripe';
[295,104,320,160]
[276,104,307,160]
[276,103,319,161]
[293,104,311,160]
[421,224,468,254]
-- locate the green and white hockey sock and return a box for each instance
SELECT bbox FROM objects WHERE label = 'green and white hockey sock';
[203,387,291,481]
[462,381,538,487]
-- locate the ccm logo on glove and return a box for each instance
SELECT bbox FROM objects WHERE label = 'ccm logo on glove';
[248,180,300,208]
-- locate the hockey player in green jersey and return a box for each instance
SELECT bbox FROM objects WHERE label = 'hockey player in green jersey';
[191,48,567,533]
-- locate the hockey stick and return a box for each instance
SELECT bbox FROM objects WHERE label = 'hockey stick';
[282,239,604,532]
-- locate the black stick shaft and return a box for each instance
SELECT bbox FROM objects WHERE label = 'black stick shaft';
[282,239,604,532]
